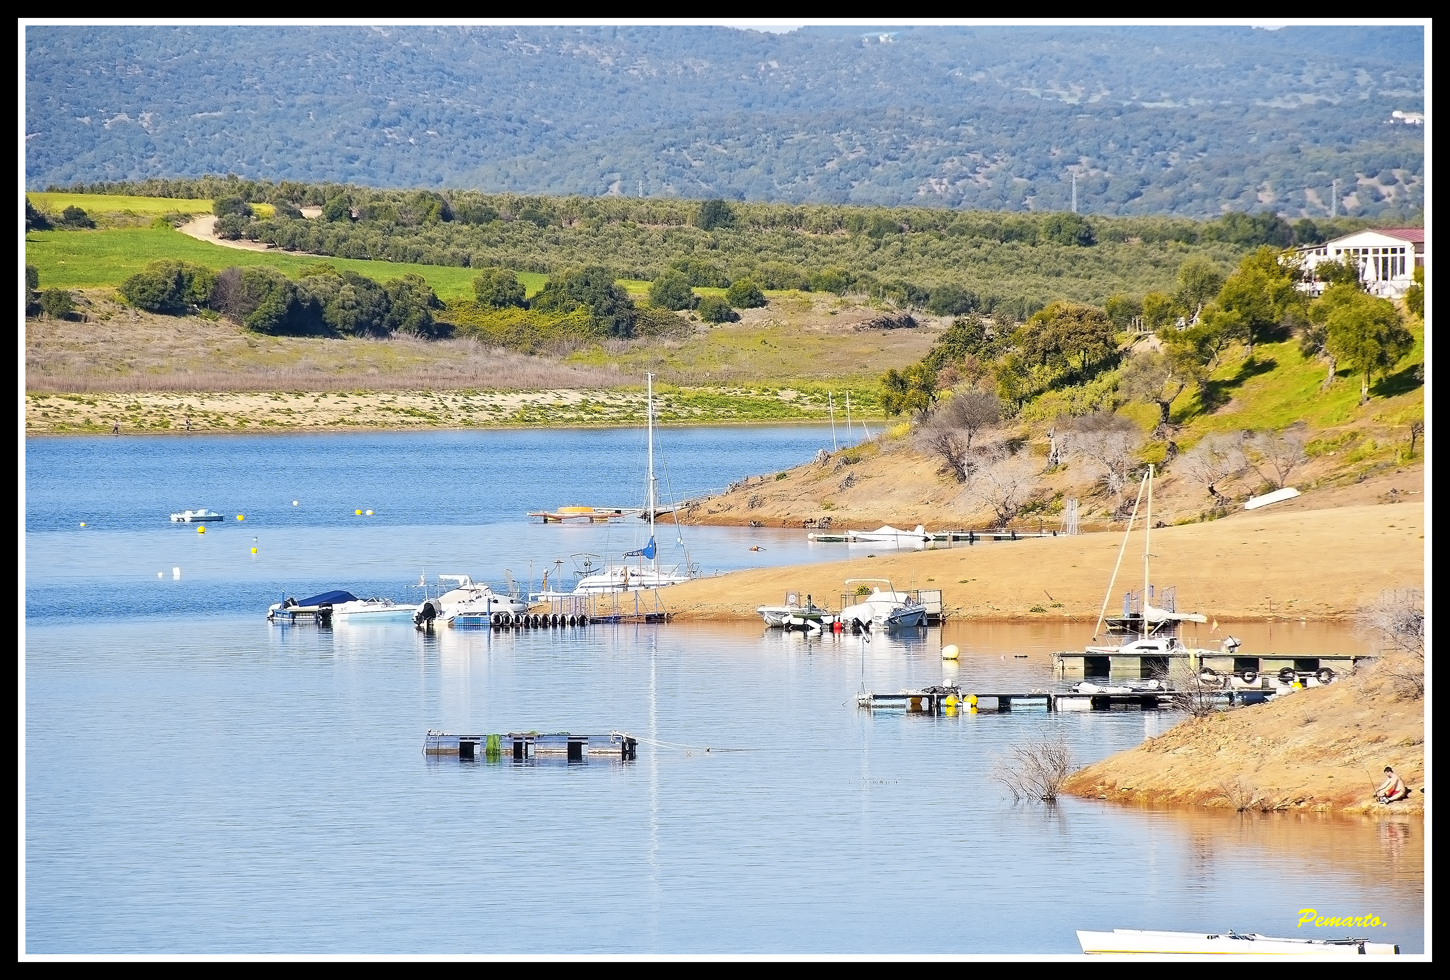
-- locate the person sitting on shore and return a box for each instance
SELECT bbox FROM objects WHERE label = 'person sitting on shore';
[1375,766,1409,803]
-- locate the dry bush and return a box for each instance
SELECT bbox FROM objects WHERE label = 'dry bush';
[971,450,1038,526]
[1215,777,1260,812]
[1240,425,1308,490]
[1176,433,1245,506]
[1354,588,1425,700]
[991,736,1075,803]
[1160,658,1224,718]
[1060,413,1144,508]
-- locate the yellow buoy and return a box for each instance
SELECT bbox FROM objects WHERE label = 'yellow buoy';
[237,514,244,521]
[197,526,205,534]
[355,509,362,515]
[941,644,959,660]
[251,547,257,554]
[79,522,86,527]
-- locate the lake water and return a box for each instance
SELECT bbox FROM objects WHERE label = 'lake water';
[23,430,1426,955]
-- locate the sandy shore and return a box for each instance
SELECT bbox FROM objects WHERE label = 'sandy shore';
[660,501,1424,623]
[1063,676,1425,815]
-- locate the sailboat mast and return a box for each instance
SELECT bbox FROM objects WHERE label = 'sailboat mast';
[647,373,657,576]
[1143,464,1154,636]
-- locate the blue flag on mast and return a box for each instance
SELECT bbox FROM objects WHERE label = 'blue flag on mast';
[625,537,656,560]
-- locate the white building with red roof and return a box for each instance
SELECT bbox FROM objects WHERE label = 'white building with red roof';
[1295,228,1425,299]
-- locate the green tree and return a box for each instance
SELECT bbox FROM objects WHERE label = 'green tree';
[1119,345,1207,434]
[212,195,254,219]
[472,268,528,309]
[808,267,851,295]
[39,288,76,320]
[1104,293,1142,329]
[724,278,766,309]
[530,266,636,337]
[322,194,352,222]
[925,283,977,316]
[1020,301,1117,378]
[384,274,445,337]
[119,260,219,314]
[881,362,938,418]
[668,257,729,287]
[57,205,96,229]
[300,268,391,337]
[1314,288,1414,404]
[1308,258,1364,289]
[647,270,697,311]
[212,266,322,335]
[696,294,738,323]
[1215,246,1305,350]
[695,199,735,231]
[924,314,996,371]
[1141,291,1181,330]
[1404,265,1424,318]
[1040,212,1095,246]
[25,199,51,231]
[1174,256,1225,317]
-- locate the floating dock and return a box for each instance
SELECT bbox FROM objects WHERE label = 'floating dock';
[857,686,1270,714]
[424,731,638,761]
[1052,649,1365,684]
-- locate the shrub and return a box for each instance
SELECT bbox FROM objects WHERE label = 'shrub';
[119,260,219,314]
[57,205,96,230]
[991,737,1075,802]
[648,270,698,311]
[531,266,636,337]
[697,294,738,323]
[471,267,528,309]
[695,198,735,231]
[725,278,767,308]
[40,288,76,320]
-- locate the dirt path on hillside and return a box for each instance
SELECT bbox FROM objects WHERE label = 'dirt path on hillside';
[177,215,320,255]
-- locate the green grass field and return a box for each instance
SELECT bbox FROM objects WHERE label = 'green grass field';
[28,192,217,215]
[24,226,547,301]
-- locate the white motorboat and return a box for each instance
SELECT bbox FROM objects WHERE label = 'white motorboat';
[757,591,834,630]
[268,589,359,623]
[837,578,928,631]
[413,574,527,627]
[331,597,415,622]
[170,508,224,522]
[845,524,932,545]
[1077,928,1398,955]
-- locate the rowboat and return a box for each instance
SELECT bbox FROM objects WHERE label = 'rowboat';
[1077,929,1399,955]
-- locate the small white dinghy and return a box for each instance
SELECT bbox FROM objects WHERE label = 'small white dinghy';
[170,508,224,522]
[1077,928,1398,955]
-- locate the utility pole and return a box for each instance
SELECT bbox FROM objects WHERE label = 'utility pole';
[638,179,644,198]
[1331,179,1338,217]
[1071,170,1078,214]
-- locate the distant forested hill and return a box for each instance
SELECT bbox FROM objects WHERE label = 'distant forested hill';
[24,24,1424,218]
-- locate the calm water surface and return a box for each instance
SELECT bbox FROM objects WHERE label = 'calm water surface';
[23,431,1425,954]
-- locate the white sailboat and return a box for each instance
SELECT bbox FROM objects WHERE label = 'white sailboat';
[1087,464,1207,653]
[569,374,694,595]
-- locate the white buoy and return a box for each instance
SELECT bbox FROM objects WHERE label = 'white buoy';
[157,572,163,579]
[172,567,181,580]
[941,644,959,660]
[293,500,299,506]
[365,510,373,516]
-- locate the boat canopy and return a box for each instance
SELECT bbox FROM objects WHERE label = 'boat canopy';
[296,590,359,607]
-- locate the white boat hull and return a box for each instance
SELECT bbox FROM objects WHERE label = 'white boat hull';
[1078,929,1398,955]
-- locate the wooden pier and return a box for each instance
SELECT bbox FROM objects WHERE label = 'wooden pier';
[424,731,638,761]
